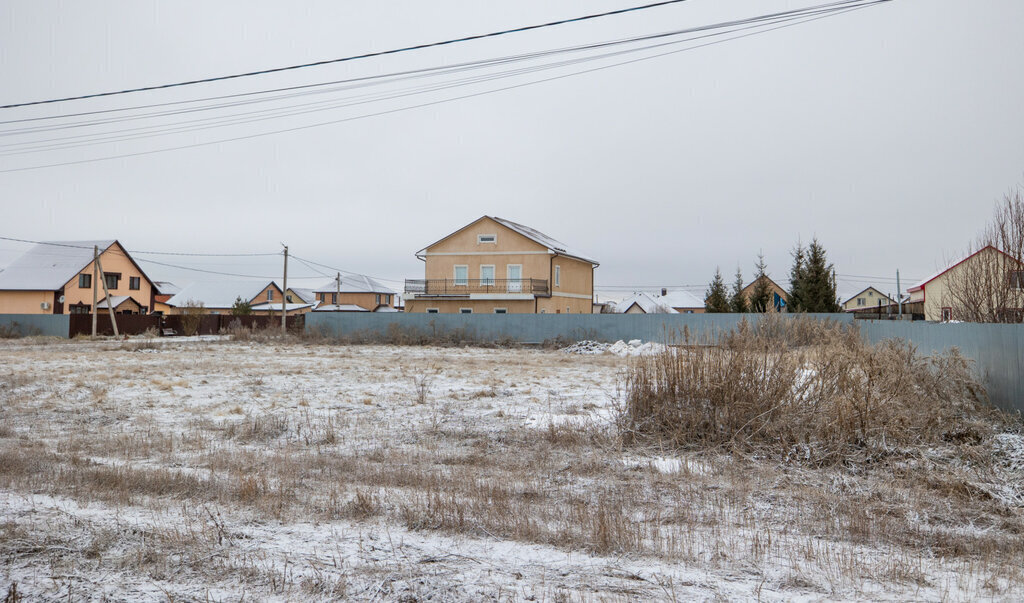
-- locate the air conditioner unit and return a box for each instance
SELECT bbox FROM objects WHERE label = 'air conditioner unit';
[40,302,50,310]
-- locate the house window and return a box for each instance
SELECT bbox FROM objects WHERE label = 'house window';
[460,308,472,314]
[857,298,865,306]
[477,234,496,244]
[103,273,120,290]
[70,303,90,314]
[129,276,140,290]
[286,295,293,303]
[454,265,468,286]
[376,294,381,305]
[332,293,338,304]
[78,274,92,288]
[1009,271,1024,290]
[480,265,495,286]
[868,291,874,297]
[426,308,439,314]
[386,295,391,305]
[941,307,952,321]
[268,290,274,301]
[494,308,507,314]
[554,265,561,287]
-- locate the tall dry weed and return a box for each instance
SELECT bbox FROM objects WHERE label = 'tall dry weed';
[622,317,997,464]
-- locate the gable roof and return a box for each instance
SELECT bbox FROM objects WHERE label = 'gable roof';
[0,240,116,291]
[658,289,704,309]
[614,292,677,314]
[908,245,1024,292]
[153,281,181,296]
[416,216,598,265]
[287,287,318,303]
[741,275,787,296]
[97,295,142,310]
[841,286,891,305]
[165,280,280,309]
[312,274,396,295]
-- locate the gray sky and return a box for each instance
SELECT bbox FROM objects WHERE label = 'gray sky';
[2,0,1023,302]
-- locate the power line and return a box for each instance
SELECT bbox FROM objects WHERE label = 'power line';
[0,1,886,173]
[0,235,277,257]
[1,0,696,109]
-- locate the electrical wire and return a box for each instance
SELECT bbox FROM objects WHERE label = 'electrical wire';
[1,0,698,109]
[0,1,887,173]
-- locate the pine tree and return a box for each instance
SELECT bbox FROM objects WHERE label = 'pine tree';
[749,253,773,312]
[729,267,748,313]
[787,242,807,312]
[231,296,252,316]
[801,238,840,312]
[705,267,730,313]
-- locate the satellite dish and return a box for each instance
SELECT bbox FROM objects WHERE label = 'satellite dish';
[58,295,66,303]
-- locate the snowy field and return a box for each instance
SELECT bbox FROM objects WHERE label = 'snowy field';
[1,337,1023,601]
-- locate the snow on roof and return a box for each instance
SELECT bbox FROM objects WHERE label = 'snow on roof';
[0,240,115,291]
[165,280,276,309]
[658,289,704,309]
[96,295,137,309]
[907,246,1024,292]
[313,304,369,312]
[153,281,181,296]
[249,302,315,312]
[287,287,318,303]
[490,216,598,265]
[612,292,677,314]
[312,274,396,295]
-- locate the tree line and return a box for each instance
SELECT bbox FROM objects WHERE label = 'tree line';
[704,238,840,313]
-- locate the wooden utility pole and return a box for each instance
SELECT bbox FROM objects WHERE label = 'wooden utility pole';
[91,246,99,338]
[336,272,341,309]
[281,245,288,334]
[95,249,119,337]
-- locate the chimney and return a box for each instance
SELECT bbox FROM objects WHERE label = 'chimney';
[661,288,667,297]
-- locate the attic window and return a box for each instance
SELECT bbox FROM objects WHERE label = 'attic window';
[478,234,497,244]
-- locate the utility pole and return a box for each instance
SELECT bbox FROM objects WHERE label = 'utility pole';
[897,270,902,317]
[281,245,288,334]
[95,250,119,337]
[92,246,99,338]
[336,272,341,309]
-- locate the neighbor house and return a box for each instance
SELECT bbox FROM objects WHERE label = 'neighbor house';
[614,292,676,314]
[741,275,788,312]
[164,281,314,316]
[841,287,894,312]
[908,245,1024,322]
[0,240,157,315]
[404,216,598,314]
[312,275,397,312]
[657,288,706,314]
[152,281,181,315]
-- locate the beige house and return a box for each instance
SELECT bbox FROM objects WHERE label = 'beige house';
[404,216,598,314]
[741,275,789,312]
[908,245,1024,322]
[312,275,398,312]
[841,287,894,312]
[0,240,156,315]
[164,281,313,316]
[658,288,706,314]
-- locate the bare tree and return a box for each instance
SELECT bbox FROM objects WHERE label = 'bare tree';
[943,186,1024,322]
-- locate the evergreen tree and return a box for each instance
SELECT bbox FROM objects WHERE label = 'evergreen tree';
[801,238,841,312]
[705,267,730,313]
[729,267,748,313]
[749,253,773,312]
[787,242,807,312]
[231,296,252,316]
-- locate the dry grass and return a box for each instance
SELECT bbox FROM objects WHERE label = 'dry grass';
[0,336,1021,600]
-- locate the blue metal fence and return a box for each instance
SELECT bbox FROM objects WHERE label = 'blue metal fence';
[0,314,70,338]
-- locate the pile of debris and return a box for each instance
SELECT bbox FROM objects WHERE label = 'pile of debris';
[561,339,667,357]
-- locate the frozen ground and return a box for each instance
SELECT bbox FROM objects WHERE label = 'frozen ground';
[1,337,1022,601]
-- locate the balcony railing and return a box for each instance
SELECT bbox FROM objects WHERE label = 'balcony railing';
[405,278,549,296]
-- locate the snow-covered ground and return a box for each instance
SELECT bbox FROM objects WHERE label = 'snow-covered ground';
[1,337,1021,601]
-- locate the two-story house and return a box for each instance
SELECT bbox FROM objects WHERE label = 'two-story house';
[404,216,598,314]
[164,281,314,316]
[312,275,398,312]
[841,287,894,312]
[0,240,156,315]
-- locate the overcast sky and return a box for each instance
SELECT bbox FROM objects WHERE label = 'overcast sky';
[2,0,1023,302]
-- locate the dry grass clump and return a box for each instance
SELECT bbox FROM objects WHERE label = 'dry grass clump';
[622,316,1002,465]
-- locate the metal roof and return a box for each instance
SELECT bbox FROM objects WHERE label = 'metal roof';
[312,274,396,295]
[165,280,278,309]
[490,216,598,265]
[658,289,705,309]
[0,240,115,291]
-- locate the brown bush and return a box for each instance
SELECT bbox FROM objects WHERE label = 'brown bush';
[621,318,997,465]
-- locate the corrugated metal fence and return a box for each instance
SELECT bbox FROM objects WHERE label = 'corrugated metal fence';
[0,313,70,338]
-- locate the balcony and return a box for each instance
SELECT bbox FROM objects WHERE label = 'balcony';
[405,278,549,298]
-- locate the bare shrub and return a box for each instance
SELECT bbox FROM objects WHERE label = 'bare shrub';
[180,301,205,336]
[621,319,996,465]
[228,414,290,442]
